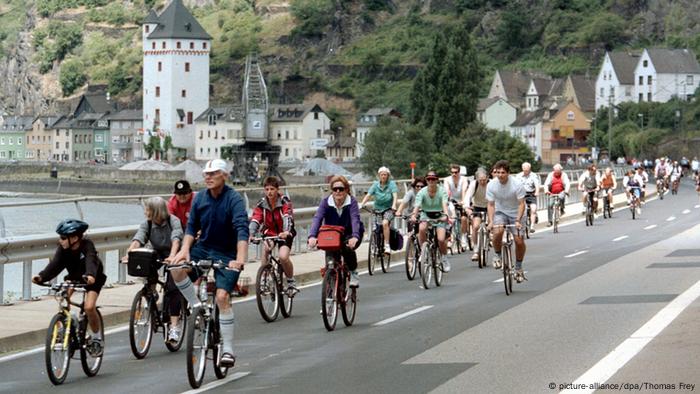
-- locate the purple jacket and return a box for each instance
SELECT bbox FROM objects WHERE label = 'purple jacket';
[309,195,364,241]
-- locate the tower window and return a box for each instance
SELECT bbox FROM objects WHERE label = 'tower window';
[177,41,181,49]
[151,42,156,49]
[145,25,150,33]
[155,86,160,97]
[190,42,194,49]
[185,63,190,72]
[203,42,207,50]
[181,90,186,98]
[162,41,166,49]
[157,62,162,72]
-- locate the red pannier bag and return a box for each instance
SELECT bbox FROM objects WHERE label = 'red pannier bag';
[316,225,346,251]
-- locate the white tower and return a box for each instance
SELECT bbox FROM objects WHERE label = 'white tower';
[142,0,211,158]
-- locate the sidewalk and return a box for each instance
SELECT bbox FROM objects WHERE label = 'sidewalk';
[0,190,649,354]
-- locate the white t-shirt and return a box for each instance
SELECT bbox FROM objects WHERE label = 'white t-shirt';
[486,176,526,217]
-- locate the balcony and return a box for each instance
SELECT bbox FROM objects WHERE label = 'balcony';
[550,139,588,149]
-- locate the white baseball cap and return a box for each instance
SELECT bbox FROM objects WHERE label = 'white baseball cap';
[203,159,229,174]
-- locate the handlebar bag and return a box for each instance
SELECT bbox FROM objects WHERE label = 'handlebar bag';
[389,228,404,251]
[317,225,346,251]
[128,248,160,277]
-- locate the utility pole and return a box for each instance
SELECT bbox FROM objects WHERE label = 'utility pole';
[608,94,613,161]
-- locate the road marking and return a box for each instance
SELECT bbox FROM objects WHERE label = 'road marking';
[683,209,691,214]
[565,250,588,258]
[666,216,676,222]
[373,305,433,326]
[695,205,700,209]
[562,279,700,394]
[493,271,528,283]
[644,224,657,230]
[612,235,628,242]
[180,372,250,394]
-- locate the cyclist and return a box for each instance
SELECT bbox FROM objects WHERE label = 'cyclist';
[625,169,643,212]
[514,162,540,233]
[654,157,671,191]
[123,197,184,343]
[543,164,571,226]
[167,179,196,229]
[32,219,107,355]
[396,176,426,234]
[487,160,527,282]
[635,164,649,202]
[249,176,297,292]
[444,164,469,248]
[670,160,683,192]
[465,167,489,261]
[308,175,364,287]
[411,171,451,272]
[360,166,398,255]
[600,167,617,209]
[578,164,601,214]
[172,159,249,368]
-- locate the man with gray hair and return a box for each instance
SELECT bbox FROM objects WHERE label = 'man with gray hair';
[515,162,540,233]
[543,164,570,226]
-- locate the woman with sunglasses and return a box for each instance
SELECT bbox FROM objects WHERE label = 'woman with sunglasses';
[396,176,426,222]
[32,219,107,354]
[411,171,451,272]
[308,176,364,287]
[359,166,398,255]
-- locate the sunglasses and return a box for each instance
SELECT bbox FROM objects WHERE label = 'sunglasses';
[426,177,438,181]
[332,187,346,192]
[451,171,459,175]
[415,184,425,189]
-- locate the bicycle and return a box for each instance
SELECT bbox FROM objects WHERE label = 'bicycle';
[419,216,447,289]
[584,190,596,227]
[126,257,187,359]
[38,281,104,385]
[602,188,613,219]
[671,176,680,195]
[167,260,232,389]
[494,224,523,296]
[473,212,490,269]
[629,187,642,220]
[365,208,392,275]
[317,245,357,332]
[549,194,565,233]
[252,236,297,322]
[449,200,470,254]
[402,214,420,281]
[656,177,666,200]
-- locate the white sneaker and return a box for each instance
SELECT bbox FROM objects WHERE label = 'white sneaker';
[441,256,451,272]
[460,234,467,249]
[384,243,391,255]
[349,271,360,288]
[492,256,502,269]
[167,327,181,344]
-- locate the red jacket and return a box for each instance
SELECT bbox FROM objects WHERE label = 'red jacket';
[249,194,294,236]
[167,193,195,229]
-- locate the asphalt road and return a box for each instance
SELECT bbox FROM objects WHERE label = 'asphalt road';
[1,180,700,393]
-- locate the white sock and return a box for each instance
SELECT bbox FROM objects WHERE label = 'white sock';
[175,277,200,307]
[219,311,234,355]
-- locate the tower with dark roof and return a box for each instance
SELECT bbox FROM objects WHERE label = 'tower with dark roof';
[142,0,211,157]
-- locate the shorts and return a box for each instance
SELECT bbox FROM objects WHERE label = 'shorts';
[524,194,537,205]
[188,243,240,293]
[379,208,395,223]
[66,273,106,294]
[492,212,525,236]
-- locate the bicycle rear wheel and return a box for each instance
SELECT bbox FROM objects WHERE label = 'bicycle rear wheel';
[434,249,443,287]
[341,275,357,326]
[321,269,339,331]
[80,309,104,377]
[367,232,378,276]
[129,289,154,359]
[165,293,187,352]
[404,235,418,280]
[186,308,208,388]
[255,264,280,322]
[278,265,294,318]
[45,313,71,385]
[420,243,432,289]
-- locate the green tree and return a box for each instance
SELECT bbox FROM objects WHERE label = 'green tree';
[577,12,626,50]
[496,2,538,60]
[59,58,86,96]
[144,135,161,159]
[290,0,334,37]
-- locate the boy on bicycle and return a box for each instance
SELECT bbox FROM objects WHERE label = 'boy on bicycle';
[32,219,107,355]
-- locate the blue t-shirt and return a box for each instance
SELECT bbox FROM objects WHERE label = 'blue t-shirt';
[368,180,398,212]
[186,184,249,259]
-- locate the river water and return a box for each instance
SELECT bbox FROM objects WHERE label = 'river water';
[0,195,146,302]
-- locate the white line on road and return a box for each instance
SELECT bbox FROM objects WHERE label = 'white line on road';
[373,306,434,326]
[666,216,676,222]
[562,279,700,394]
[612,235,629,242]
[564,250,588,258]
[683,209,691,214]
[644,224,657,230]
[493,271,528,283]
[695,205,700,209]
[179,372,250,394]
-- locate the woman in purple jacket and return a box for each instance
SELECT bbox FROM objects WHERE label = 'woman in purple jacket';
[308,175,364,288]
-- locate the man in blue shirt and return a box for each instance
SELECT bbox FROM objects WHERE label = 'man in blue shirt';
[172,159,249,368]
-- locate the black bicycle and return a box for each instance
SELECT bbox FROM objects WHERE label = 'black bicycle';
[602,188,613,219]
[402,215,420,281]
[449,200,469,254]
[584,190,596,227]
[473,211,490,269]
[168,260,232,389]
[366,208,392,274]
[39,281,104,385]
[252,236,297,322]
[420,216,447,289]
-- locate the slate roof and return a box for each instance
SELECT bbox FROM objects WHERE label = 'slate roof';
[0,115,34,132]
[34,115,62,129]
[195,105,245,122]
[647,48,700,74]
[105,109,143,121]
[144,9,159,24]
[147,0,212,40]
[477,97,500,111]
[362,108,401,117]
[269,104,323,122]
[510,109,546,127]
[326,136,356,148]
[608,51,641,85]
[568,75,595,113]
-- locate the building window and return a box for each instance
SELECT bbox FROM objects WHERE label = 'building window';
[145,25,150,33]
[208,115,216,126]
[639,93,643,102]
[158,62,162,71]
[187,112,193,124]
[56,130,59,136]
[317,129,321,138]
[181,90,186,98]
[65,142,69,148]
[203,42,207,49]
[185,63,190,72]
[65,131,69,136]
[567,111,575,121]
[162,41,166,49]
[190,42,194,49]
[687,75,694,85]
[610,87,615,98]
[155,109,160,122]
[277,131,281,139]
[177,41,181,49]
[95,134,103,143]
[294,130,297,139]
[17,137,21,145]
[639,76,643,85]
[647,75,652,85]
[643,60,648,67]
[648,92,652,101]
[0,152,4,158]
[285,130,289,139]
[600,87,604,97]
[314,112,319,120]
[214,130,218,139]
[285,148,289,157]
[208,130,211,138]
[156,86,160,97]
[0,137,4,145]
[151,42,156,49]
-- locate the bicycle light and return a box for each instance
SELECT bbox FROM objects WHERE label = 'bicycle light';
[199,281,208,302]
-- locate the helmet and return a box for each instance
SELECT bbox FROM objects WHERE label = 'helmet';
[56,219,89,237]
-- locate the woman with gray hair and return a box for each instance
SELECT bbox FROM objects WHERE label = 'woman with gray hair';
[465,167,490,261]
[123,196,185,343]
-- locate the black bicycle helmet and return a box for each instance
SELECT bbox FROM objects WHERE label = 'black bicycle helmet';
[56,219,89,236]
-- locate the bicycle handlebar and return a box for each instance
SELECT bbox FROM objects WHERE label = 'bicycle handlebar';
[250,236,285,244]
[165,260,238,271]
[36,282,88,291]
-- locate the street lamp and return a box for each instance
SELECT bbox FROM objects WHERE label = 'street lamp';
[591,115,597,164]
[638,113,644,131]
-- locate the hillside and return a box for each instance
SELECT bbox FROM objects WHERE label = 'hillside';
[2,0,700,120]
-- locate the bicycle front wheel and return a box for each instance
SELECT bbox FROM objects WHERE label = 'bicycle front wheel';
[478,230,488,269]
[341,276,357,327]
[367,232,378,276]
[80,309,104,377]
[404,235,418,280]
[278,265,294,319]
[45,313,71,385]
[321,270,339,331]
[420,243,432,289]
[186,309,208,388]
[503,246,513,296]
[381,237,391,273]
[212,306,229,379]
[129,289,154,359]
[553,209,559,233]
[255,264,280,322]
[434,249,443,287]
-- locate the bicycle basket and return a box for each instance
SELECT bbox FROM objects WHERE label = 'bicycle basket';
[316,225,346,251]
[127,248,160,277]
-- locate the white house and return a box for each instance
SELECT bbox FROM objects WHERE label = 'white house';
[106,109,143,163]
[476,97,517,132]
[142,0,211,158]
[510,108,546,160]
[634,48,700,103]
[595,51,641,110]
[193,106,245,161]
[269,104,330,160]
[356,107,401,158]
